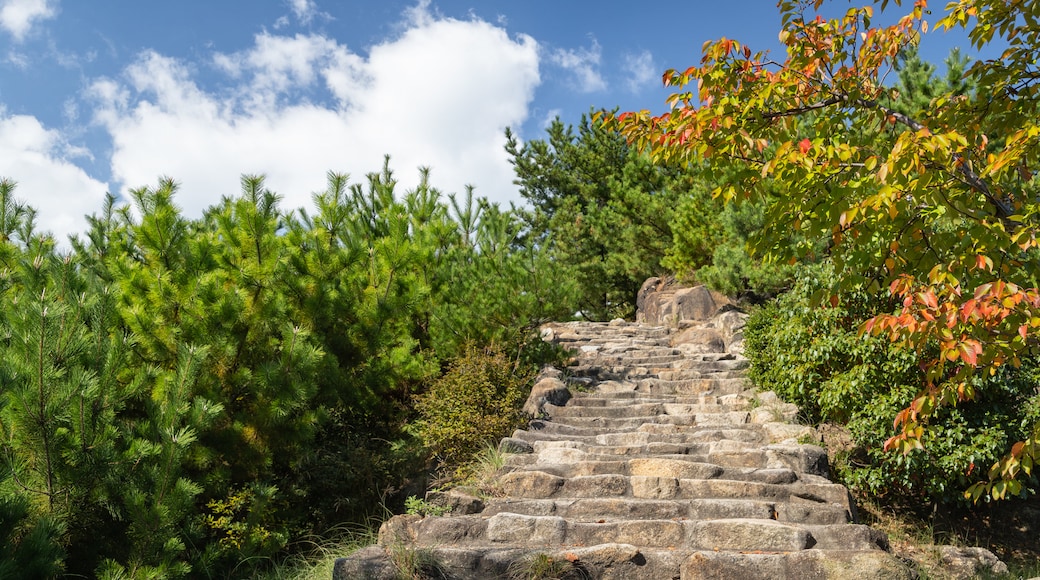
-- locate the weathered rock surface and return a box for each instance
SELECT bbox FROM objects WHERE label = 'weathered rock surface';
[335,306,1006,579]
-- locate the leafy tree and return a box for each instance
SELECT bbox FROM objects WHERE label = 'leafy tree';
[607,0,1040,500]
[745,263,1039,503]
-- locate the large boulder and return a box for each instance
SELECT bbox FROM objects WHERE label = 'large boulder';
[522,372,571,417]
[637,277,748,353]
[637,278,733,326]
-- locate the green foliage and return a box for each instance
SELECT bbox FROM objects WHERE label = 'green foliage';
[0,474,64,579]
[886,47,974,121]
[676,196,799,301]
[430,198,580,359]
[403,496,450,518]
[0,157,573,577]
[507,114,685,318]
[507,553,589,580]
[745,264,1040,503]
[609,0,1040,497]
[413,345,534,470]
[510,114,802,310]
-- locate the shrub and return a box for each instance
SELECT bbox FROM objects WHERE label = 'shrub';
[413,345,535,471]
[744,263,1040,503]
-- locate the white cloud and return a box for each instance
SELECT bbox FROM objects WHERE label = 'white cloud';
[286,0,330,26]
[0,0,57,41]
[88,4,540,219]
[5,49,28,68]
[0,111,109,241]
[550,38,606,93]
[541,108,561,129]
[622,49,657,93]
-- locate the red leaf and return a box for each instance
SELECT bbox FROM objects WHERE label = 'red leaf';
[799,138,812,154]
[959,342,979,366]
[920,289,938,309]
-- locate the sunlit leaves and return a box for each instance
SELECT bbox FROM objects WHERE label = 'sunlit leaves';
[608,0,1040,501]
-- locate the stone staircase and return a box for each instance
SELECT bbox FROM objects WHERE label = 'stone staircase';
[336,316,920,579]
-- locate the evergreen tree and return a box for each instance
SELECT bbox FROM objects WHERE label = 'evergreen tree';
[506,114,685,318]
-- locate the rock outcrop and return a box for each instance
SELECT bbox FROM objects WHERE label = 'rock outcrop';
[338,324,862,577]
[334,291,1006,579]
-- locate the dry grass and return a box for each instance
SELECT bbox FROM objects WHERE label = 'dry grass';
[256,524,377,580]
[849,477,1040,579]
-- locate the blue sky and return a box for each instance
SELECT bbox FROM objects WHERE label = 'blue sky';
[0,0,995,241]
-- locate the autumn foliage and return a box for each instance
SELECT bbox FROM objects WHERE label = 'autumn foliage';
[605,0,1040,501]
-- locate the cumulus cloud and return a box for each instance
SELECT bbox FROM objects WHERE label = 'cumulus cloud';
[622,49,657,93]
[286,0,330,26]
[0,0,57,41]
[88,5,540,219]
[550,38,606,93]
[0,110,109,241]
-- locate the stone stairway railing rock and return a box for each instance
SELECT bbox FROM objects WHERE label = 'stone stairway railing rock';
[335,288,1007,579]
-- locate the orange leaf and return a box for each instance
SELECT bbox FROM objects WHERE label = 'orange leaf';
[799,138,812,154]
[959,342,979,366]
[1011,441,1025,458]
[921,289,938,309]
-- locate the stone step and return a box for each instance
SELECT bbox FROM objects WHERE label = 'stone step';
[636,377,749,395]
[480,497,850,525]
[535,410,753,431]
[507,457,815,485]
[506,444,828,476]
[386,513,886,553]
[681,549,913,579]
[579,356,687,368]
[652,369,747,381]
[496,471,852,509]
[516,421,811,450]
[546,401,751,418]
[544,415,699,430]
[342,544,912,580]
[513,425,767,447]
[568,392,753,406]
[672,357,750,372]
[513,427,778,450]
[556,331,670,343]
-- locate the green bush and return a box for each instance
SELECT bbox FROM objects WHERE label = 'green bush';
[413,345,534,471]
[0,489,64,578]
[0,163,575,577]
[744,263,1040,503]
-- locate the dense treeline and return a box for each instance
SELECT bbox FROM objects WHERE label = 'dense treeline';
[506,113,792,317]
[516,44,1040,510]
[0,162,577,577]
[5,35,1039,577]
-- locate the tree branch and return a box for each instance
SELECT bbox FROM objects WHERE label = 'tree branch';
[756,93,1013,220]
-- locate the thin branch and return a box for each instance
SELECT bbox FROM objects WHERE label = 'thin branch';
[855,97,1013,219]
[754,92,1013,220]
[760,96,845,120]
